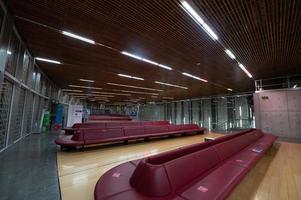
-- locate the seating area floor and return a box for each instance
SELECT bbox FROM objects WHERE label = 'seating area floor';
[57,132,301,200]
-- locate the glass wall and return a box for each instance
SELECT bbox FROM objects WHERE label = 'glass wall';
[0,1,68,152]
[137,94,254,131]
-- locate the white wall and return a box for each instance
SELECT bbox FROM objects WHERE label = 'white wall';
[254,89,301,138]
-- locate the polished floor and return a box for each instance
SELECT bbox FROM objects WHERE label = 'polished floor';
[57,132,301,200]
[0,132,60,200]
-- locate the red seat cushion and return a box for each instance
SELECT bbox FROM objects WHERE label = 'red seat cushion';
[55,135,84,146]
[94,162,136,200]
[179,163,246,200]
[164,147,220,191]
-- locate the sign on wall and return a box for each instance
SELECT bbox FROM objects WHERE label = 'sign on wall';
[67,105,83,127]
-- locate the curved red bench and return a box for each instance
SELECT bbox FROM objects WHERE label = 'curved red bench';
[63,121,171,135]
[55,124,206,149]
[94,129,277,200]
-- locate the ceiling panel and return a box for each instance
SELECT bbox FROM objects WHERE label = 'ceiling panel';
[5,0,301,102]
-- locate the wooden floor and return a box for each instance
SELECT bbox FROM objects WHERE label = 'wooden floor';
[57,133,301,200]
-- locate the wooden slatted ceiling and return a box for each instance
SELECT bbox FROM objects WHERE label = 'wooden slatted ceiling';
[5,0,301,102]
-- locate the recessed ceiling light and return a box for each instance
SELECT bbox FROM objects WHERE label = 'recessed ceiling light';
[113,89,159,96]
[69,93,114,97]
[181,1,204,25]
[181,1,218,40]
[35,57,61,64]
[79,78,94,83]
[182,72,208,82]
[62,89,83,92]
[121,51,172,70]
[225,49,236,59]
[154,81,188,89]
[118,74,144,80]
[68,85,102,90]
[91,91,131,96]
[107,82,163,92]
[121,51,142,60]
[227,88,233,91]
[238,63,253,78]
[62,31,95,44]
[202,23,218,40]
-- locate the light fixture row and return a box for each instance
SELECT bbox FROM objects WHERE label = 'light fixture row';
[34,30,209,91]
[181,0,253,79]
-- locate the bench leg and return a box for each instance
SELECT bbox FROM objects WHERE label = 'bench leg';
[124,140,128,145]
[144,137,149,142]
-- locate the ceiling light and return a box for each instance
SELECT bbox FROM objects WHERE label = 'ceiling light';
[62,89,83,92]
[68,85,102,90]
[225,49,236,59]
[182,72,208,82]
[79,78,94,83]
[118,74,144,80]
[35,57,61,64]
[202,23,218,40]
[91,91,131,96]
[227,88,233,91]
[69,93,114,98]
[62,31,95,44]
[107,82,163,92]
[157,64,172,70]
[121,51,172,70]
[238,63,253,78]
[7,50,12,55]
[162,97,174,100]
[154,81,188,89]
[121,51,142,60]
[181,1,204,25]
[114,89,159,96]
[181,1,218,41]
[293,84,298,88]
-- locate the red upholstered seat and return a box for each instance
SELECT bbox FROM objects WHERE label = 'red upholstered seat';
[124,126,145,137]
[56,123,206,148]
[94,129,278,200]
[55,135,84,147]
[94,162,136,200]
[179,163,246,200]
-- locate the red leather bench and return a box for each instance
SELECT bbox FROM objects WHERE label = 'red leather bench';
[94,129,277,200]
[88,115,132,121]
[55,124,206,149]
[63,121,171,135]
